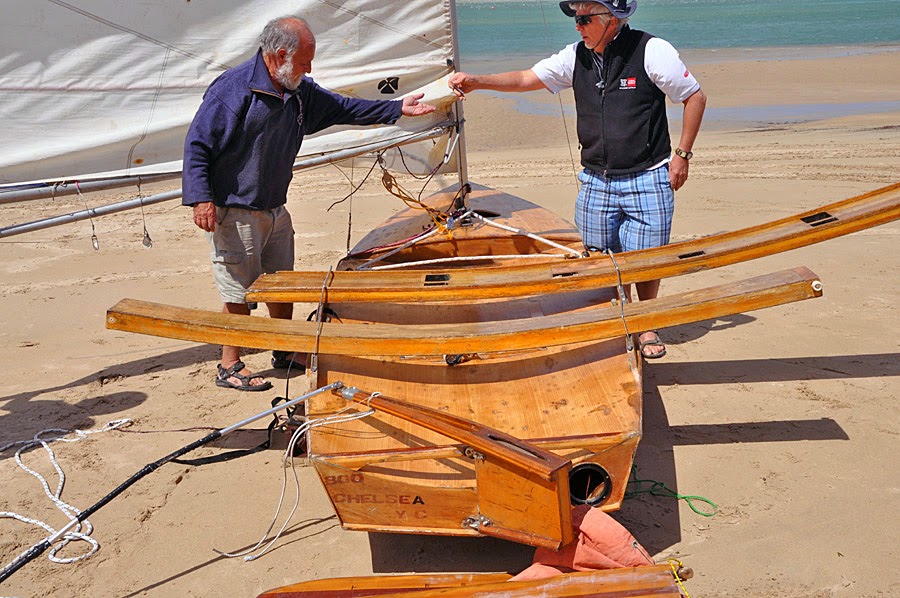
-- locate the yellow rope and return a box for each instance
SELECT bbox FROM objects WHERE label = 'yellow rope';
[667,558,692,598]
[380,169,455,239]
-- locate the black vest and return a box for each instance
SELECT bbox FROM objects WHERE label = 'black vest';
[572,27,670,175]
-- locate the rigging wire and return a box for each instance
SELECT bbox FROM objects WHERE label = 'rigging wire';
[136,178,154,248]
[537,0,580,183]
[325,155,382,213]
[214,397,377,562]
[74,182,100,250]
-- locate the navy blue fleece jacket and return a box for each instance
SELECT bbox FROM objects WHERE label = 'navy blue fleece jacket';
[182,50,402,210]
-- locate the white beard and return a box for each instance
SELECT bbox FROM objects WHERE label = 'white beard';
[275,60,302,91]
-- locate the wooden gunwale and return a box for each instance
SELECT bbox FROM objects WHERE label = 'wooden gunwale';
[246,181,900,303]
[316,432,639,468]
[107,266,823,357]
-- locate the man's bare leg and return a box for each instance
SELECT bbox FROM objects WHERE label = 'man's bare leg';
[267,302,307,367]
[219,302,269,386]
[635,279,666,357]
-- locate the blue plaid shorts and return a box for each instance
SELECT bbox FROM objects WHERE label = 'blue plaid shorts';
[574,166,674,253]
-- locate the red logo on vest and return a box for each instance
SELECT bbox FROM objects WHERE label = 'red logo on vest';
[619,77,637,90]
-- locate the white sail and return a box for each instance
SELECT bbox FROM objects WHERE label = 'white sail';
[0,0,458,188]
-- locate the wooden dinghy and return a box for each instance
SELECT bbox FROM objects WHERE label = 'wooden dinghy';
[106,184,826,547]
[245,181,900,303]
[106,185,824,548]
[256,564,686,597]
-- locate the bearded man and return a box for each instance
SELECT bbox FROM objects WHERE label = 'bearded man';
[183,16,434,391]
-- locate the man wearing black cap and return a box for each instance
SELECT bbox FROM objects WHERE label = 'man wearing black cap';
[449,0,706,360]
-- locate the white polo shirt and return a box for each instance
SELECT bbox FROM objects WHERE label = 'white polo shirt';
[532,37,701,103]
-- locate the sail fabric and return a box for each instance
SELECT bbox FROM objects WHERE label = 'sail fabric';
[0,0,457,187]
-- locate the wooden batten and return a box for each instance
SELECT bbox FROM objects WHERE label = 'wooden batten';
[256,572,514,597]
[106,266,823,357]
[246,181,900,303]
[256,564,685,597]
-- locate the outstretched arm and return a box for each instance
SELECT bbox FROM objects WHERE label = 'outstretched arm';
[448,70,547,98]
[669,88,707,191]
[401,93,437,116]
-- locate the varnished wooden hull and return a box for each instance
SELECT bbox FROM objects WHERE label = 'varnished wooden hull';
[307,187,643,548]
[300,184,817,547]
[104,183,825,548]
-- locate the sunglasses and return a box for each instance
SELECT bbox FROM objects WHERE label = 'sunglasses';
[574,13,612,26]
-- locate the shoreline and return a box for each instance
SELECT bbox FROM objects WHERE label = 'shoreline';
[1,42,899,598]
[460,42,900,74]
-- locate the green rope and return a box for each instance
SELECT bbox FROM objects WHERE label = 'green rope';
[625,466,718,517]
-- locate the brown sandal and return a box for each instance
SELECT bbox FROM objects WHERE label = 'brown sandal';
[215,360,273,391]
[638,331,667,360]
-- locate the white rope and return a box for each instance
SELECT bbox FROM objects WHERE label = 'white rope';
[214,396,378,561]
[0,419,133,574]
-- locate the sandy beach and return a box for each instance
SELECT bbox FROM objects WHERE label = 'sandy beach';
[1,47,899,598]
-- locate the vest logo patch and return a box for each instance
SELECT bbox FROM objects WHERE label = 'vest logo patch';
[619,77,637,90]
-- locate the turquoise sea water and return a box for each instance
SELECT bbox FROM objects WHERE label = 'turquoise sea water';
[456,0,900,126]
[457,0,900,68]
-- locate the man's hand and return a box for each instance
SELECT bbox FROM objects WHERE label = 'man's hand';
[669,156,689,191]
[401,93,436,116]
[192,202,217,232]
[448,72,475,98]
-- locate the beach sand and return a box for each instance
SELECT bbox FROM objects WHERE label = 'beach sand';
[1,48,899,597]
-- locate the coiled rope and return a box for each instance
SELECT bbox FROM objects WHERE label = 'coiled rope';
[0,419,133,573]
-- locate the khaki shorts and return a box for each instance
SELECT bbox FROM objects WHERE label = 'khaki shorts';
[206,205,294,303]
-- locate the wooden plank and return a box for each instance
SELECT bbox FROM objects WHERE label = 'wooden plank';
[336,387,570,482]
[107,266,823,357]
[246,181,900,303]
[257,565,682,598]
[256,572,513,597]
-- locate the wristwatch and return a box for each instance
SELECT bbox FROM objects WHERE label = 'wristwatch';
[674,147,693,160]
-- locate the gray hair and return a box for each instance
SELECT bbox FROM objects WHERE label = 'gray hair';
[258,16,308,55]
[567,2,629,28]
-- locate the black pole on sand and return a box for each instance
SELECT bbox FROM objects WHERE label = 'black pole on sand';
[0,381,344,585]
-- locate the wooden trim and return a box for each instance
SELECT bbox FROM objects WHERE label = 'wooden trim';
[256,565,683,597]
[315,432,638,468]
[256,572,515,597]
[246,181,899,303]
[107,267,823,357]
[335,387,570,482]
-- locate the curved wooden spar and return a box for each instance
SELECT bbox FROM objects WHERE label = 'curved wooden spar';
[107,266,823,357]
[334,386,570,482]
[256,565,685,598]
[246,181,899,303]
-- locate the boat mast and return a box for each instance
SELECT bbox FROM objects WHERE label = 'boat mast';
[448,0,470,210]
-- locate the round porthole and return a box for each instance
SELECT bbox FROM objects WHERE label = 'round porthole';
[569,463,612,506]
